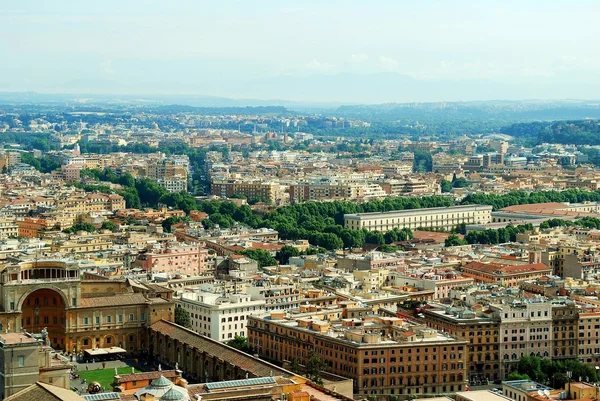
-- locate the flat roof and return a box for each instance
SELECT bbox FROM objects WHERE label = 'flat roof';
[345,204,492,219]
[0,333,38,345]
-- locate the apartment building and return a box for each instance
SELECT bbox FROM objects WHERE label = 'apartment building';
[134,244,210,276]
[16,217,59,237]
[552,301,578,361]
[176,291,266,341]
[246,281,302,311]
[344,205,492,232]
[389,272,474,299]
[211,179,281,203]
[248,312,468,399]
[577,307,600,366]
[0,219,18,239]
[289,182,366,204]
[157,176,187,193]
[423,306,500,383]
[489,301,553,378]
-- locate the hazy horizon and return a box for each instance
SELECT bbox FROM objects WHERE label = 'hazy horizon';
[3,0,600,103]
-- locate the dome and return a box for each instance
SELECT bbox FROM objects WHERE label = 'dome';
[151,376,173,388]
[161,387,186,401]
[134,375,190,401]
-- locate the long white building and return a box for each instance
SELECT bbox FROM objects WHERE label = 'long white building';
[344,204,492,231]
[176,290,266,342]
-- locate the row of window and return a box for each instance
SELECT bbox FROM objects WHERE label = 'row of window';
[81,313,142,325]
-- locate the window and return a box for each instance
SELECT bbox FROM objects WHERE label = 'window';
[18,356,25,367]
[118,315,123,323]
[84,317,89,325]
[106,316,112,323]
[129,314,135,321]
[95,316,100,324]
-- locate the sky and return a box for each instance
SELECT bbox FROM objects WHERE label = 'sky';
[2,0,600,103]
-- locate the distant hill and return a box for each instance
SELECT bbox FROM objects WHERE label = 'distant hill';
[500,119,600,145]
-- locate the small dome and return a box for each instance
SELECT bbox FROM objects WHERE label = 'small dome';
[161,387,185,401]
[151,376,173,388]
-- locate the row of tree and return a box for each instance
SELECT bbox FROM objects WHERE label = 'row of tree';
[508,355,597,388]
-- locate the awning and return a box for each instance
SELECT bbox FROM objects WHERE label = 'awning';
[84,347,127,356]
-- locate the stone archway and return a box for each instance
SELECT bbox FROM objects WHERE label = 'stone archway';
[21,288,67,349]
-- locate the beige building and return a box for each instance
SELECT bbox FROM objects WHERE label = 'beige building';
[0,219,19,239]
[211,179,282,203]
[0,332,71,398]
[489,301,553,378]
[0,260,174,354]
[344,205,492,232]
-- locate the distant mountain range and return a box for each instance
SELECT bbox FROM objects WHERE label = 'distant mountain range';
[3,71,600,109]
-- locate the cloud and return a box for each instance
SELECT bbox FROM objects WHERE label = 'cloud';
[350,53,369,64]
[102,59,116,75]
[305,58,336,73]
[379,56,399,71]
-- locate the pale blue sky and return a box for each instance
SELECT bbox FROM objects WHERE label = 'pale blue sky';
[2,0,600,102]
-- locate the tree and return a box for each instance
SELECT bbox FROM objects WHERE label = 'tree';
[174,306,192,329]
[63,222,96,234]
[291,358,301,374]
[507,371,530,380]
[226,336,252,353]
[440,180,453,193]
[306,350,327,385]
[239,249,278,269]
[445,234,468,247]
[276,245,300,264]
[101,221,116,231]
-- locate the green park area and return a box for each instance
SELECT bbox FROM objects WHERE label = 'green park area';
[76,366,142,391]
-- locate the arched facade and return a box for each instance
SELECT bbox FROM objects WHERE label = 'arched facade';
[0,260,174,353]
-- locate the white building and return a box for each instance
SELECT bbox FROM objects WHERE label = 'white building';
[176,290,265,342]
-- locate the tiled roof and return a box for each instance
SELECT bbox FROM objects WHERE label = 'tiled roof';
[464,261,551,275]
[118,370,178,383]
[6,382,86,401]
[149,320,294,378]
[79,293,154,308]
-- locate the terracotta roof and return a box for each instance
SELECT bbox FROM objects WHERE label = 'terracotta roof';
[79,293,169,308]
[6,382,86,401]
[149,320,294,379]
[464,261,551,275]
[118,370,179,383]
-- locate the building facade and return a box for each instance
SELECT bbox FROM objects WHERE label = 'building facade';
[176,291,266,341]
[344,205,492,232]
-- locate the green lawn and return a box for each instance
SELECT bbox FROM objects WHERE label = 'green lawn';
[76,366,141,391]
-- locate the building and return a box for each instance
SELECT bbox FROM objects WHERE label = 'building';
[489,301,553,378]
[147,320,303,384]
[344,205,492,232]
[0,332,71,398]
[5,382,87,401]
[502,380,553,401]
[211,179,281,203]
[134,244,210,276]
[248,312,468,399]
[424,306,500,383]
[176,290,266,341]
[577,307,600,366]
[551,301,578,361]
[0,219,19,240]
[389,272,474,299]
[0,260,174,353]
[461,262,552,288]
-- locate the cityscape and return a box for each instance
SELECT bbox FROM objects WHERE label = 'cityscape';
[3,2,600,401]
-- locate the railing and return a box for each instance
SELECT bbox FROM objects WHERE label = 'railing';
[4,277,80,284]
